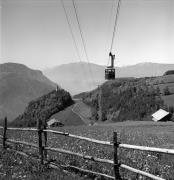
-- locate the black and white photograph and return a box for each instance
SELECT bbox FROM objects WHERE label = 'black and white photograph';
[0,0,174,179]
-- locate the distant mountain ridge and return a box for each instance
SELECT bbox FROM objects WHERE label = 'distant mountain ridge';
[0,63,55,87]
[44,62,174,95]
[117,62,174,77]
[0,63,57,122]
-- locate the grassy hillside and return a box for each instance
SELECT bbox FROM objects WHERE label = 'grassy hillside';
[147,74,174,107]
[49,105,85,126]
[72,101,92,125]
[0,149,86,180]
[162,95,174,107]
[3,121,174,179]
[10,89,73,127]
[58,121,174,179]
[46,100,92,126]
[0,63,57,122]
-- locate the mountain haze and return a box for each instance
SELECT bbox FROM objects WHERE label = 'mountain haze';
[44,62,104,95]
[0,63,57,122]
[44,62,174,95]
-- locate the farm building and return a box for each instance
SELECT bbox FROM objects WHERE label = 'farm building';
[152,109,172,122]
[47,118,64,128]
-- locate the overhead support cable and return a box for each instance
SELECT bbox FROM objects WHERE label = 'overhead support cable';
[60,0,82,63]
[72,0,95,86]
[106,0,115,66]
[109,0,121,53]
[60,0,89,88]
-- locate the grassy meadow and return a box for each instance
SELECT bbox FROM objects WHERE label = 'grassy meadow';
[1,121,174,179]
[0,148,88,180]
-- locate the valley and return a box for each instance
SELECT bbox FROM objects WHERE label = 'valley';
[1,62,174,125]
[1,62,174,180]
[2,0,174,178]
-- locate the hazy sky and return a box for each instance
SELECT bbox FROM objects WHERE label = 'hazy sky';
[0,0,174,69]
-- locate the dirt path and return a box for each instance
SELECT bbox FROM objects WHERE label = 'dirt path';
[72,100,92,125]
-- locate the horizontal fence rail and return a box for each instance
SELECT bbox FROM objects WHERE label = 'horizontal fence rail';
[120,164,165,180]
[43,129,112,146]
[45,129,174,155]
[0,117,171,180]
[6,139,38,149]
[62,164,115,180]
[45,147,114,165]
[7,127,37,132]
[119,144,174,155]
[0,143,115,180]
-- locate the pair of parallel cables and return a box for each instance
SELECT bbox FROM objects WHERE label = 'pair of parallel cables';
[60,0,121,82]
[60,0,95,87]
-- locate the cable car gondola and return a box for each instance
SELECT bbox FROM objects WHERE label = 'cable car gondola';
[105,52,115,80]
[61,0,121,83]
[105,0,121,81]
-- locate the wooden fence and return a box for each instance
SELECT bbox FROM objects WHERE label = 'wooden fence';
[0,117,169,180]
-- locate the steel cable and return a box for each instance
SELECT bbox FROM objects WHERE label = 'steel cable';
[72,0,95,87]
[60,0,90,88]
[109,0,121,53]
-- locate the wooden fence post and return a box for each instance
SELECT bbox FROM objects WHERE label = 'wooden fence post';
[113,132,121,180]
[37,118,44,164]
[43,121,47,160]
[3,117,7,149]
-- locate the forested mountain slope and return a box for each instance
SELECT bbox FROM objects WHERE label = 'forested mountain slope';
[76,77,169,122]
[0,63,57,122]
[11,89,73,127]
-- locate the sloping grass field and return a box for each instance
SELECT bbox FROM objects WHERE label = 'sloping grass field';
[73,101,92,119]
[72,101,92,125]
[0,148,88,180]
[151,74,174,107]
[162,94,174,107]
[49,104,85,126]
[1,121,174,179]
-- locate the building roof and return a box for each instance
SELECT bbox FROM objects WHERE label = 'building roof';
[47,118,60,126]
[152,109,169,121]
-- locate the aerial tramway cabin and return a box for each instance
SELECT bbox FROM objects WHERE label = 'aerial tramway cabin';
[105,52,116,80]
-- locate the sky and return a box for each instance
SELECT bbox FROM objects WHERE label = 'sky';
[0,0,174,69]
